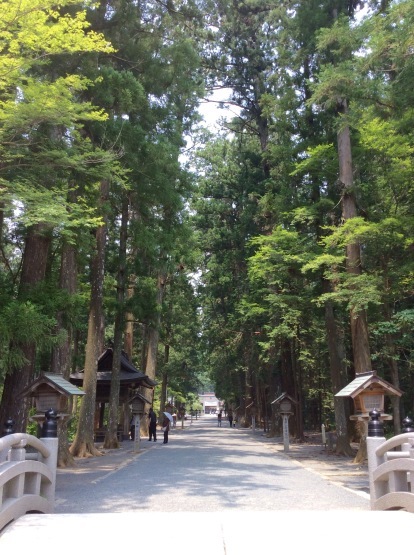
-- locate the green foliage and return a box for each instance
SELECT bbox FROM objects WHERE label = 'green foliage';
[0,0,117,251]
[0,1,114,86]
[3,0,414,433]
[290,144,337,178]
[193,0,414,428]
[0,300,62,374]
[1,182,104,232]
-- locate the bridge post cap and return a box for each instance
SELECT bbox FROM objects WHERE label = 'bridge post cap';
[368,409,384,437]
[3,417,14,436]
[41,408,58,438]
[402,416,414,433]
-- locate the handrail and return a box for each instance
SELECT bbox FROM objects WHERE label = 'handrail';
[0,432,58,532]
[367,431,414,512]
[0,433,51,461]
[374,432,414,457]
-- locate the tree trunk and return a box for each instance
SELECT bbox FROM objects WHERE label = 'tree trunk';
[383,298,401,434]
[51,240,77,467]
[105,194,129,449]
[0,223,51,432]
[145,270,166,382]
[160,371,168,418]
[242,335,254,429]
[70,179,109,458]
[124,283,135,360]
[338,102,372,376]
[291,338,304,441]
[140,269,166,436]
[337,101,371,463]
[323,280,354,456]
[0,199,4,247]
[158,343,170,429]
[267,357,279,437]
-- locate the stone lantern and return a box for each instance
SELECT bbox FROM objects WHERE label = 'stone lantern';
[271,393,298,452]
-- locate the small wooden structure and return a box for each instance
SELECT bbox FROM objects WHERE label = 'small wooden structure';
[129,391,151,449]
[130,391,150,417]
[70,348,156,441]
[272,393,297,415]
[335,371,402,422]
[19,373,85,430]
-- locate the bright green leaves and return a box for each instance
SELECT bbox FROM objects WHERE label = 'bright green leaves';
[0,0,113,139]
[301,215,412,315]
[358,112,414,217]
[1,181,103,235]
[0,0,113,90]
[248,227,310,284]
[0,1,116,234]
[0,75,107,136]
[245,226,316,344]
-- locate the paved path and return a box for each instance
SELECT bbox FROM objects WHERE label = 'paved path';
[3,415,414,553]
[55,415,369,512]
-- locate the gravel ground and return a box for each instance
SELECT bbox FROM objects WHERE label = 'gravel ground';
[271,433,369,497]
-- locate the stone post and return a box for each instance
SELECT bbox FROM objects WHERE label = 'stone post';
[39,409,59,508]
[367,409,386,510]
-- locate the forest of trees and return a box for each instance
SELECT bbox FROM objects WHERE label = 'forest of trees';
[1,0,414,461]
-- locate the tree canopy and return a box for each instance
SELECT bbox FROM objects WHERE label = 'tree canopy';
[1,0,414,456]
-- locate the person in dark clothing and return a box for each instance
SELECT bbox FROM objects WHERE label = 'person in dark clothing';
[130,416,136,440]
[148,408,157,442]
[228,411,233,428]
[162,414,170,444]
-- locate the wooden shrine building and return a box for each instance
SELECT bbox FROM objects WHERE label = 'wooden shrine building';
[70,347,156,440]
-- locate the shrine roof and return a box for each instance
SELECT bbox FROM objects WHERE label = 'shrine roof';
[335,371,402,399]
[70,348,156,389]
[20,372,85,399]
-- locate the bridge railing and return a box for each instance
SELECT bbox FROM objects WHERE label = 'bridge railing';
[367,412,414,512]
[0,418,58,532]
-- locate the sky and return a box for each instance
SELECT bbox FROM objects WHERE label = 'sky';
[197,87,241,130]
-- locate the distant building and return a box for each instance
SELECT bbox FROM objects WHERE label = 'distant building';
[198,392,223,414]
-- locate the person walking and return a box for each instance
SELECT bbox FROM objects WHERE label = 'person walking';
[217,411,222,427]
[228,410,233,428]
[162,413,170,444]
[148,407,157,442]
